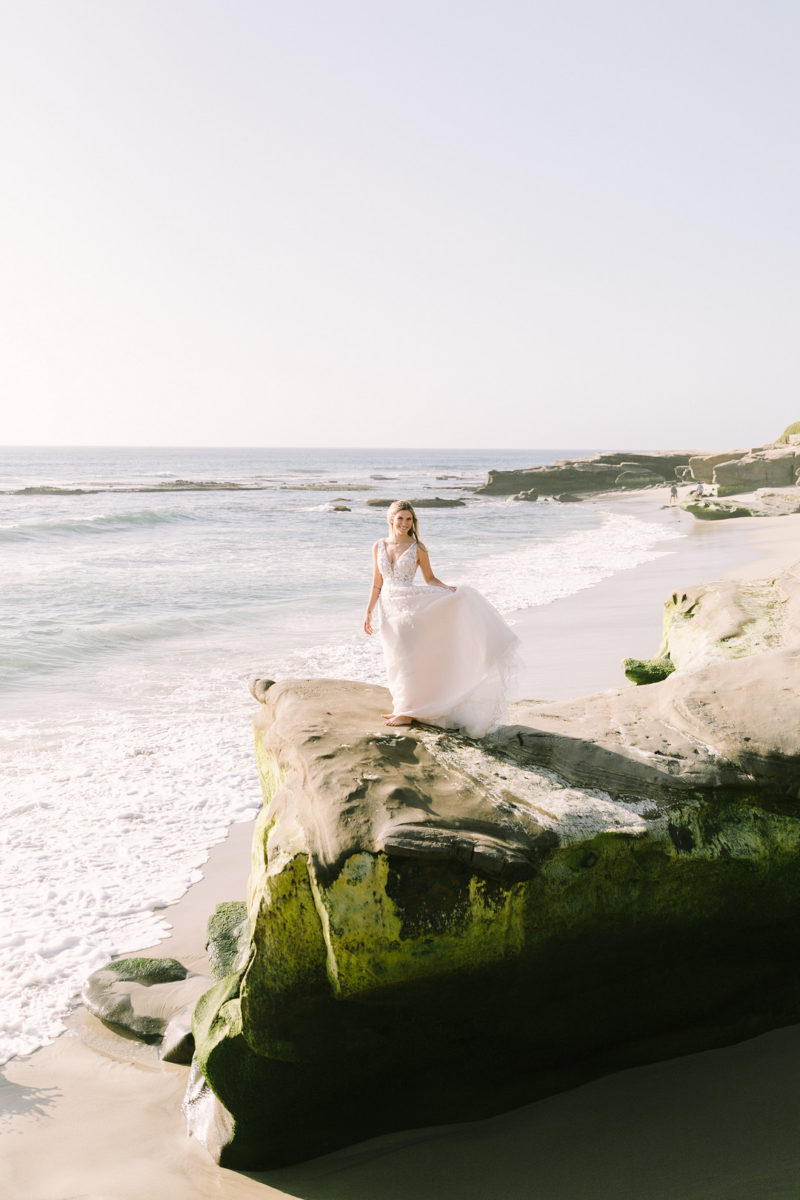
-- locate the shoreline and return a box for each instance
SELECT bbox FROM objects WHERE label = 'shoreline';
[3,501,800,1198]
[513,490,794,700]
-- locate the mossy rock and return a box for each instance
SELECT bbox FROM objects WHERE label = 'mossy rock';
[97,957,188,984]
[681,501,753,520]
[615,473,664,488]
[81,957,190,1040]
[189,840,800,1168]
[777,421,800,443]
[188,676,800,1169]
[716,485,748,497]
[623,656,676,685]
[206,902,249,981]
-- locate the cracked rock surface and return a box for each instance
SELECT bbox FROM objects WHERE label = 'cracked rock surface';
[186,563,800,1169]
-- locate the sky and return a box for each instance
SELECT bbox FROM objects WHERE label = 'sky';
[1,1,798,450]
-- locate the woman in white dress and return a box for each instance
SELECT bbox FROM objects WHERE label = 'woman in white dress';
[364,500,520,737]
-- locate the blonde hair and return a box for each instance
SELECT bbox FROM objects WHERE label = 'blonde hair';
[386,500,425,549]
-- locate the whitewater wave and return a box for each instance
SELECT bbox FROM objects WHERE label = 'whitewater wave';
[0,507,205,541]
[472,511,684,614]
[2,480,270,496]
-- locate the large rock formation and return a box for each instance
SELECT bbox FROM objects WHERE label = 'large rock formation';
[472,430,800,504]
[682,489,800,520]
[687,431,800,495]
[476,452,694,496]
[185,561,800,1167]
[713,446,800,492]
[688,449,748,483]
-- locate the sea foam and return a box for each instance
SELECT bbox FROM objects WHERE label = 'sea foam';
[0,446,686,1064]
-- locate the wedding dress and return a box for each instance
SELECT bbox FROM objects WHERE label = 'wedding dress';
[376,539,520,738]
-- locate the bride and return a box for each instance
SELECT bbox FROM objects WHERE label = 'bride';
[364,500,520,737]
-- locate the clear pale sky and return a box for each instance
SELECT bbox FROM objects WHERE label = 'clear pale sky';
[1,1,798,450]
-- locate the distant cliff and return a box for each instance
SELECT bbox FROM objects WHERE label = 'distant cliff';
[477,426,800,502]
[476,450,694,496]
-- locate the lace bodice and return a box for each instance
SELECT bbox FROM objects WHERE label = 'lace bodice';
[374,536,519,737]
[377,538,418,587]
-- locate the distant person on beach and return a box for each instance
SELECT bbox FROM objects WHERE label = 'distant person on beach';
[363,500,519,737]
[695,481,704,497]
[669,484,678,505]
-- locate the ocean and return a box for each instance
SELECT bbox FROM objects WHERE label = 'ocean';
[0,446,686,1062]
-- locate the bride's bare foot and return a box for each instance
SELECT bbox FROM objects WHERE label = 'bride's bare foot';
[384,714,413,726]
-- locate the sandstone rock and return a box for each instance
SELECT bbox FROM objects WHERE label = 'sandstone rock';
[477,452,693,496]
[713,447,799,491]
[622,561,798,700]
[331,505,350,512]
[82,958,211,1042]
[160,1005,197,1064]
[513,488,538,501]
[682,491,800,520]
[659,567,798,674]
[248,678,275,704]
[614,471,665,488]
[187,578,800,1169]
[688,450,748,483]
[751,489,800,516]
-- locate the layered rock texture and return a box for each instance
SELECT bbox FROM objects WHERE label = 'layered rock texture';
[473,427,800,506]
[476,451,693,496]
[185,560,800,1167]
[686,429,800,502]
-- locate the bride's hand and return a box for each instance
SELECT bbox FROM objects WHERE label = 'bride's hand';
[364,614,373,635]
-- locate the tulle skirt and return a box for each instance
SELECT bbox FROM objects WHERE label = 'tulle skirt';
[378,583,520,738]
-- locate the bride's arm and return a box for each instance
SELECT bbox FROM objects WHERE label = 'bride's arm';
[417,545,456,592]
[364,543,384,635]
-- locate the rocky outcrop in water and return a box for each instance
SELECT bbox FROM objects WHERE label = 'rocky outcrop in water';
[184,559,800,1167]
[474,428,800,505]
[476,451,693,496]
[365,496,467,508]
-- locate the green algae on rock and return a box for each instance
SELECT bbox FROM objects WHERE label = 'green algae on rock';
[683,491,800,520]
[186,571,800,1167]
[623,654,675,684]
[82,957,211,1044]
[681,500,754,519]
[206,902,248,981]
[778,420,800,443]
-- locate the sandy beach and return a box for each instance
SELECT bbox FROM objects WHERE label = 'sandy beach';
[3,500,800,1200]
